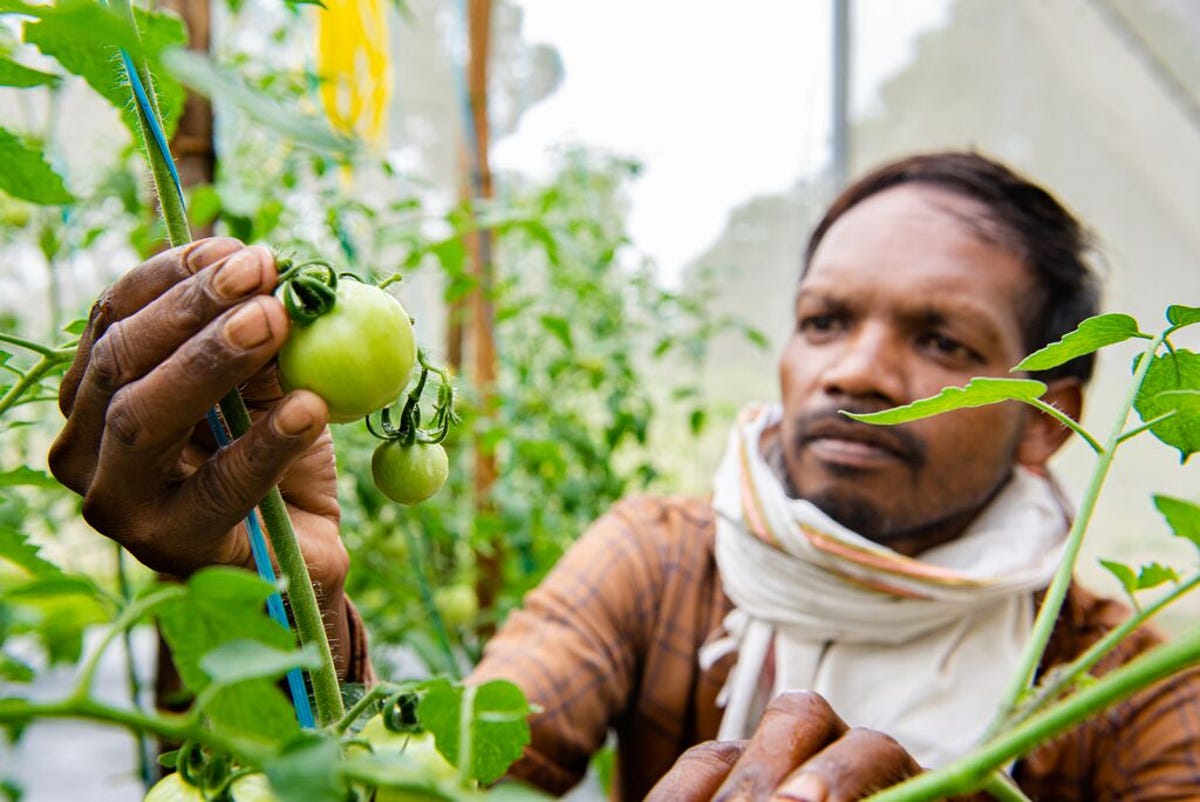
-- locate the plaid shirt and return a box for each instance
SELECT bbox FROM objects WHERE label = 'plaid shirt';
[352,494,1200,800]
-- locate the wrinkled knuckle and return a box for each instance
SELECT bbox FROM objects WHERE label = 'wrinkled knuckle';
[105,388,150,450]
[846,726,910,765]
[193,463,246,517]
[88,323,131,395]
[46,433,84,492]
[769,689,836,722]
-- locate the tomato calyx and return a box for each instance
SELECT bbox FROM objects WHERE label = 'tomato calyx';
[366,350,459,448]
[367,350,458,505]
[274,257,342,325]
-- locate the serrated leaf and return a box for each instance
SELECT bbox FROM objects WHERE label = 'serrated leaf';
[844,377,1047,425]
[1014,313,1142,372]
[0,127,73,204]
[0,523,66,579]
[1167,305,1200,329]
[162,48,355,157]
[157,567,300,742]
[0,56,59,88]
[0,466,60,490]
[1100,559,1137,595]
[418,679,533,786]
[199,640,322,688]
[1132,350,1200,462]
[1153,494,1200,551]
[1136,562,1178,590]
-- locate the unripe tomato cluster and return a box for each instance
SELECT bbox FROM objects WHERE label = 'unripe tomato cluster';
[274,269,453,507]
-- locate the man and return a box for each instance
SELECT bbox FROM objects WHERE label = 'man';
[49,152,1200,799]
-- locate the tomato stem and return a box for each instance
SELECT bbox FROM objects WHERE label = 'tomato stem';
[113,4,346,730]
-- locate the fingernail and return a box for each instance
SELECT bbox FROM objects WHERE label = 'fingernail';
[212,250,263,299]
[186,238,241,273]
[224,301,272,348]
[274,394,316,436]
[772,774,825,802]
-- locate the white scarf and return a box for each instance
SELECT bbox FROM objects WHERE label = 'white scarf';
[702,404,1070,768]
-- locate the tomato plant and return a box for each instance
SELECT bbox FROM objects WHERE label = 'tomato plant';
[276,271,417,424]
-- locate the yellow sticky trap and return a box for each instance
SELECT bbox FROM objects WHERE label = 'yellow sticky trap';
[316,0,392,145]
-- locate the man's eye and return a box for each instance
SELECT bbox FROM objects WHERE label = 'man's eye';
[799,314,843,333]
[920,332,974,360]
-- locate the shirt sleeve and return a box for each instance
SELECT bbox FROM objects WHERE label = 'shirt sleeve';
[342,595,379,687]
[1088,661,1200,801]
[468,497,670,796]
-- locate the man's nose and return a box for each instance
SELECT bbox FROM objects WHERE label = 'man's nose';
[819,324,905,402]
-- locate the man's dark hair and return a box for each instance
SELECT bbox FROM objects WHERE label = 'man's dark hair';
[804,151,1101,384]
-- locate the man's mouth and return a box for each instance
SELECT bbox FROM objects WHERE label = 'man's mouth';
[796,415,924,469]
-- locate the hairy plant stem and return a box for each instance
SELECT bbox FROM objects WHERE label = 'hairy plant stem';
[0,336,75,417]
[110,0,344,727]
[990,332,1166,731]
[864,332,1171,801]
[865,626,1200,801]
[1009,569,1200,729]
[0,696,272,768]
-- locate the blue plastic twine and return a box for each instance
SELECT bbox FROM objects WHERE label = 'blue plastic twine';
[119,38,315,728]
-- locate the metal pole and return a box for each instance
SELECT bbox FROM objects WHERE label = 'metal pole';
[831,0,851,189]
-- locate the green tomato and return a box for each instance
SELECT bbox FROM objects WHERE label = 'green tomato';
[359,717,458,802]
[277,280,416,423]
[433,583,478,629]
[143,772,277,802]
[371,441,449,505]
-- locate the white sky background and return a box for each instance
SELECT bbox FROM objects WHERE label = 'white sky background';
[493,0,951,283]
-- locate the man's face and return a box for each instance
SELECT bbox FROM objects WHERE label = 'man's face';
[778,184,1039,555]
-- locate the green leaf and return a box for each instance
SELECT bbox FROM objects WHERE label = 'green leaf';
[1132,350,1200,462]
[1013,313,1142,372]
[1153,494,1200,551]
[538,315,572,349]
[157,568,300,743]
[0,467,60,490]
[418,679,533,786]
[0,652,34,683]
[161,49,355,157]
[1167,305,1200,329]
[25,5,187,141]
[264,736,343,802]
[844,377,1047,425]
[62,318,87,336]
[0,523,66,579]
[200,640,322,688]
[0,127,73,204]
[1136,562,1178,590]
[0,56,60,88]
[1100,559,1137,595]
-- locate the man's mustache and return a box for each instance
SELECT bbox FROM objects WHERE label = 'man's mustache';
[791,405,927,469]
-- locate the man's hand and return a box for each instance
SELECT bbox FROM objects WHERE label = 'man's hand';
[647,692,926,802]
[48,240,351,665]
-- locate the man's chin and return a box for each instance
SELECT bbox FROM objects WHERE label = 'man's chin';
[803,489,893,541]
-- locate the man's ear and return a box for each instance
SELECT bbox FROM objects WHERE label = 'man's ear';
[1017,377,1084,467]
